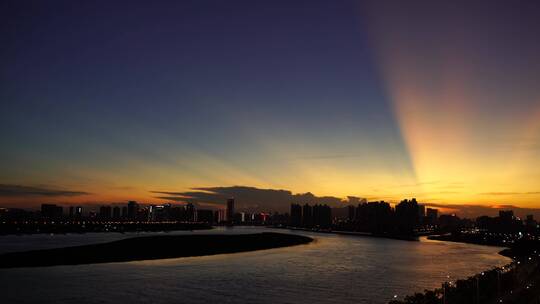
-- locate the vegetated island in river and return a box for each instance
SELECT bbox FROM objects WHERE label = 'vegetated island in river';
[0,232,313,268]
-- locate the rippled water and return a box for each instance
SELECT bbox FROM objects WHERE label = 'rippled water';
[0,227,510,303]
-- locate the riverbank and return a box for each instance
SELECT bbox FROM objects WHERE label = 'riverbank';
[275,226,419,241]
[389,255,540,304]
[391,235,540,303]
[0,221,213,235]
[0,232,313,268]
[428,233,540,260]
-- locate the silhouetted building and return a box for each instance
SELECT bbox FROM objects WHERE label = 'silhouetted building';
[148,204,171,222]
[290,204,302,227]
[41,204,63,219]
[136,207,149,221]
[426,208,438,225]
[395,198,420,234]
[197,209,214,223]
[348,205,355,222]
[75,206,83,219]
[302,204,313,228]
[226,198,235,223]
[355,201,393,233]
[99,206,112,220]
[499,210,514,222]
[121,206,128,219]
[113,206,121,219]
[148,205,157,221]
[270,212,289,226]
[240,212,246,223]
[185,203,195,222]
[312,204,332,229]
[127,201,139,220]
[498,210,520,232]
[526,215,536,227]
[439,214,461,232]
[525,214,537,233]
[418,204,426,218]
[215,209,226,223]
[0,208,33,221]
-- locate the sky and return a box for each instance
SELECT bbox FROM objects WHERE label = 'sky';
[1,0,540,214]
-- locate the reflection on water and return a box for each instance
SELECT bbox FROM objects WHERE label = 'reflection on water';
[0,227,510,303]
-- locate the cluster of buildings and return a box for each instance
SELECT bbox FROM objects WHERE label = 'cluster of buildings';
[38,201,218,223]
[3,198,540,239]
[476,210,538,233]
[290,199,443,235]
[290,204,332,229]
[1,198,286,227]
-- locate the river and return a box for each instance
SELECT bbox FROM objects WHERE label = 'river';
[0,227,510,303]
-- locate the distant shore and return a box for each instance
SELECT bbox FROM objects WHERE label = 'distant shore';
[0,221,213,235]
[427,233,540,259]
[391,234,540,303]
[275,226,419,241]
[0,232,313,268]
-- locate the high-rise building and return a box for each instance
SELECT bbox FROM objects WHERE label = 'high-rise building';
[41,204,63,219]
[426,208,438,225]
[348,205,355,222]
[213,209,227,223]
[302,204,313,227]
[127,201,139,220]
[185,203,195,222]
[312,204,332,229]
[240,212,246,223]
[75,206,83,219]
[197,209,214,223]
[113,206,121,219]
[147,204,171,222]
[418,204,426,218]
[499,210,514,221]
[226,198,235,223]
[290,204,302,227]
[99,206,112,219]
[148,205,156,222]
[395,198,420,233]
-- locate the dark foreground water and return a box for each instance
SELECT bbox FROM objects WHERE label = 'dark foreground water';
[0,227,510,304]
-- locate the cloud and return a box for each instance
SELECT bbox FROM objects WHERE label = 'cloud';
[152,186,359,212]
[423,202,540,219]
[390,180,441,188]
[0,184,90,197]
[294,154,363,160]
[479,192,540,195]
[151,185,540,218]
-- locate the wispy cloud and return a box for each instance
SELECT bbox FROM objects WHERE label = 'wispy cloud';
[152,186,362,212]
[295,154,363,160]
[423,203,540,219]
[152,186,540,219]
[389,180,442,189]
[0,184,89,197]
[479,192,540,196]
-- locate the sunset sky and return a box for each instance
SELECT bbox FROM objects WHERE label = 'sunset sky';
[1,0,540,212]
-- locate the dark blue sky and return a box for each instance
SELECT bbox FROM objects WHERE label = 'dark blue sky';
[1,0,540,210]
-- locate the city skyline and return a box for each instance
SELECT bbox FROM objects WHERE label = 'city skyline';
[4,184,540,220]
[2,1,540,210]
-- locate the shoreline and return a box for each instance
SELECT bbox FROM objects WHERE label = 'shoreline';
[0,232,313,268]
[274,226,419,241]
[0,221,213,236]
[426,233,540,260]
[391,234,540,303]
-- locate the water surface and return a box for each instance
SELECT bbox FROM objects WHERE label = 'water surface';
[0,227,510,303]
